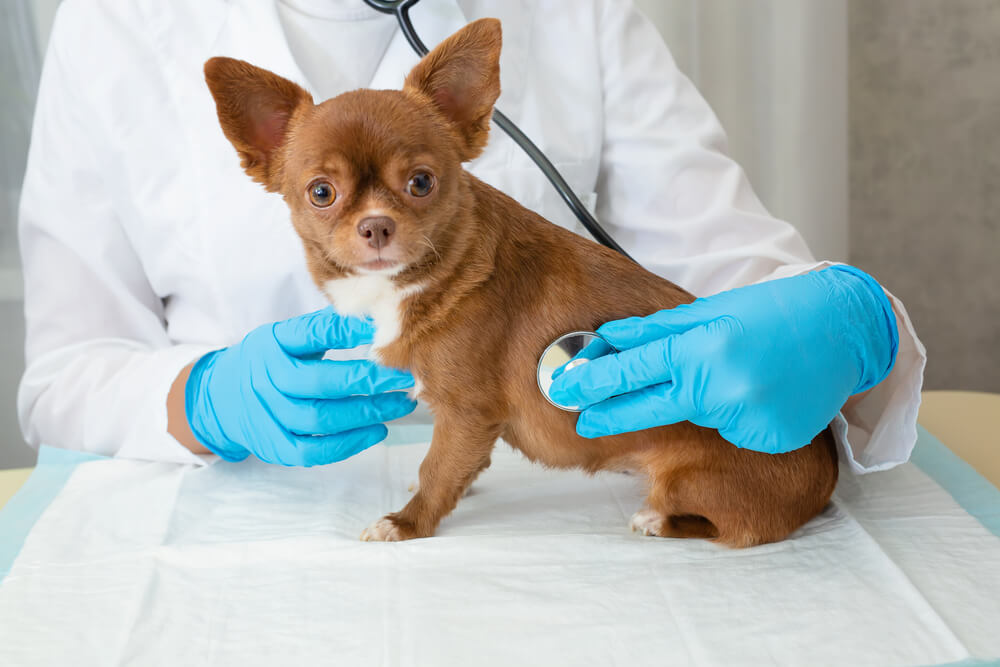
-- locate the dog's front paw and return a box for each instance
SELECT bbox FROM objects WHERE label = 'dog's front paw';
[360,517,402,541]
[360,515,421,542]
[629,509,665,536]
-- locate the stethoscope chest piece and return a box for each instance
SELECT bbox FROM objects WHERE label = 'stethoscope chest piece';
[537,331,617,412]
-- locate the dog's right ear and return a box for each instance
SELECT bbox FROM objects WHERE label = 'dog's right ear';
[204,57,313,190]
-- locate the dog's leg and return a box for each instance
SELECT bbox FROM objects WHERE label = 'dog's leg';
[630,508,719,540]
[642,467,781,547]
[629,508,666,536]
[361,417,499,541]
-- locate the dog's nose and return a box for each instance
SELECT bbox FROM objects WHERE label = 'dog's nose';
[357,216,396,250]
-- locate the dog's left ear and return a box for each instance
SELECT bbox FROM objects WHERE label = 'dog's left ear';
[404,18,501,161]
[204,57,313,190]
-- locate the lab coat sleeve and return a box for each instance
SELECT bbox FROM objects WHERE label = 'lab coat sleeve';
[592,0,927,473]
[16,6,216,466]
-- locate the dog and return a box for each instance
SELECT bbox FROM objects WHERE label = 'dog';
[204,18,838,547]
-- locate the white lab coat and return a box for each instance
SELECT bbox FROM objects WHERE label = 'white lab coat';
[18,0,925,472]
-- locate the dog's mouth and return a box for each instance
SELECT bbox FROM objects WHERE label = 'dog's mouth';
[317,241,405,275]
[358,258,401,272]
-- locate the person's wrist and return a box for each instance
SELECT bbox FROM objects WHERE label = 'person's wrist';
[824,265,899,394]
[184,349,249,461]
[167,361,210,454]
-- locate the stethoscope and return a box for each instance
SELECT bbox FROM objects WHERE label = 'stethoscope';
[363,0,624,411]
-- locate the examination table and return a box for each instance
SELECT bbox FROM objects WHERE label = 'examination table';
[1,391,998,666]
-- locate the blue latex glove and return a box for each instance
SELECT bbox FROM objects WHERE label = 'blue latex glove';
[185,307,417,466]
[548,266,899,454]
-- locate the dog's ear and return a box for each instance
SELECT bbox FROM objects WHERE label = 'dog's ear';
[204,57,313,190]
[404,18,501,161]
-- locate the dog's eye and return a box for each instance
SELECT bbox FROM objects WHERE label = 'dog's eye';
[407,172,435,197]
[308,181,336,208]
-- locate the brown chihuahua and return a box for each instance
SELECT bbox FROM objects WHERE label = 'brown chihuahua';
[204,19,838,547]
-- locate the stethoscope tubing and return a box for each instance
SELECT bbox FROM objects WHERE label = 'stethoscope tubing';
[362,0,636,262]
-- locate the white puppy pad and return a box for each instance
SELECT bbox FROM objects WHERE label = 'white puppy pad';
[1,441,998,666]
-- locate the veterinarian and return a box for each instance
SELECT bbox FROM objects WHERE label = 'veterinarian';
[18,0,924,473]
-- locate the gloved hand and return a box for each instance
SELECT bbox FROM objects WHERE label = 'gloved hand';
[549,266,899,453]
[185,307,416,466]
[550,337,616,383]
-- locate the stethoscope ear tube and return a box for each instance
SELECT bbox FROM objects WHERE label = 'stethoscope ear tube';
[489,108,635,261]
[362,0,637,263]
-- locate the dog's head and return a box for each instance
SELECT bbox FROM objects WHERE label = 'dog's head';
[204,18,501,277]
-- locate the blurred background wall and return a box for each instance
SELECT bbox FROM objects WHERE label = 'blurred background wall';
[642,0,999,393]
[849,0,1000,392]
[0,0,47,469]
[0,0,996,467]
[637,0,850,264]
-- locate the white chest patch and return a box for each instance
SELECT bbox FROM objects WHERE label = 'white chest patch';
[323,273,424,361]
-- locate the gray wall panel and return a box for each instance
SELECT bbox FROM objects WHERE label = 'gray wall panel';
[849,0,1000,391]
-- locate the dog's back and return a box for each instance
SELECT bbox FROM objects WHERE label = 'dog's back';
[468,178,839,547]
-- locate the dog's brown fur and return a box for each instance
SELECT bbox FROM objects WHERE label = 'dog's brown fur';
[205,19,838,548]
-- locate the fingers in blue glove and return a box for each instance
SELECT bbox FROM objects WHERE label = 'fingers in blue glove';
[272,306,376,356]
[596,300,717,350]
[548,336,677,409]
[299,425,390,466]
[565,267,896,454]
[266,424,390,467]
[576,382,690,438]
[270,392,418,436]
[187,308,417,466]
[550,337,616,382]
[272,358,415,399]
[577,384,804,453]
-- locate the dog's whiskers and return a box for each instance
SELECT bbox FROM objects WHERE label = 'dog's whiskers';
[420,234,442,263]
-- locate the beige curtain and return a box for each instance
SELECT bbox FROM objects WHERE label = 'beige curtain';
[635,0,848,262]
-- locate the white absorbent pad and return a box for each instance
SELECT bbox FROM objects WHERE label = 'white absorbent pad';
[1,439,999,667]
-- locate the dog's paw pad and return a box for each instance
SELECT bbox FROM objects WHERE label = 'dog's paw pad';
[360,517,403,542]
[629,509,664,536]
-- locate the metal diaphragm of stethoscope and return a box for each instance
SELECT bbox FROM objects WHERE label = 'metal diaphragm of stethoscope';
[535,332,618,412]
[363,0,625,411]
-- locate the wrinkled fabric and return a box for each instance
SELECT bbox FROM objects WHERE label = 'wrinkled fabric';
[1,436,997,666]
